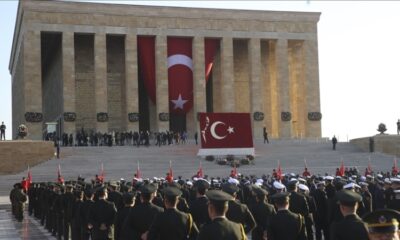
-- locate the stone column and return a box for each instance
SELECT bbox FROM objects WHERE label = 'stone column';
[221,37,235,112]
[94,33,108,133]
[23,30,42,140]
[190,36,206,137]
[155,35,169,131]
[304,38,322,137]
[249,38,264,139]
[62,32,76,135]
[276,39,292,138]
[125,34,139,132]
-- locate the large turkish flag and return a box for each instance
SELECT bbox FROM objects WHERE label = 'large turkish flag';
[199,113,254,149]
[168,37,193,114]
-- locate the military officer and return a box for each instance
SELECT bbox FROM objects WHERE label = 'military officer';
[197,190,247,240]
[121,183,164,240]
[312,181,329,240]
[80,188,95,240]
[114,192,135,240]
[88,187,117,240]
[147,186,199,240]
[363,209,400,240]
[267,192,307,240]
[189,179,211,228]
[329,189,369,240]
[221,182,256,234]
[10,183,27,222]
[249,186,276,240]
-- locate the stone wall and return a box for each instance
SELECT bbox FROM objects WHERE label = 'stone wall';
[233,39,250,113]
[42,33,63,125]
[12,46,25,139]
[106,35,125,132]
[350,135,400,157]
[74,34,95,132]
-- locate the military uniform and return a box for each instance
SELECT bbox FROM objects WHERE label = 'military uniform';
[363,209,400,240]
[266,192,307,240]
[329,190,368,240]
[147,187,198,240]
[197,190,247,240]
[88,189,117,240]
[249,187,276,240]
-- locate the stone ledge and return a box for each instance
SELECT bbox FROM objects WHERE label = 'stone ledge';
[350,134,400,157]
[0,141,55,175]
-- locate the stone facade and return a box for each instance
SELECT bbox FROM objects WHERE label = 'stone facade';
[9,1,322,140]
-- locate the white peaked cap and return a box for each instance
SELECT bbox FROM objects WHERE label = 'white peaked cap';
[273,181,286,190]
[228,177,240,185]
[343,182,361,189]
[298,184,309,192]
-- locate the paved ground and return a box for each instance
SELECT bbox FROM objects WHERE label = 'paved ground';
[0,139,396,239]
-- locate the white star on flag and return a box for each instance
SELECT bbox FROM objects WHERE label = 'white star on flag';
[171,94,188,109]
[227,126,234,134]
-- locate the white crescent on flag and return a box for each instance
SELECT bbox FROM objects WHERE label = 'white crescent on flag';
[167,54,193,70]
[210,121,227,140]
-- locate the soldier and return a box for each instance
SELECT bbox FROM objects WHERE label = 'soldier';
[221,182,256,234]
[108,182,124,211]
[114,193,135,240]
[121,183,164,239]
[263,126,269,144]
[0,121,6,140]
[147,186,199,240]
[332,135,338,150]
[312,181,329,240]
[197,190,247,240]
[189,179,211,228]
[71,190,84,240]
[329,189,369,240]
[249,186,276,240]
[359,182,373,214]
[363,209,400,240]
[63,184,75,240]
[88,187,117,240]
[287,180,310,219]
[80,188,95,240]
[267,192,307,240]
[298,184,316,240]
[397,119,400,135]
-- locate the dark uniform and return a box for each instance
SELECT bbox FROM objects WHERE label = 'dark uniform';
[197,190,247,240]
[312,185,329,240]
[222,183,256,234]
[10,184,27,221]
[329,190,369,240]
[267,192,307,240]
[121,184,164,240]
[249,187,276,240]
[189,179,211,228]
[363,209,400,239]
[147,187,198,240]
[88,188,117,240]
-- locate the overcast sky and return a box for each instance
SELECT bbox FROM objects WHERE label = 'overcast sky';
[1,1,399,141]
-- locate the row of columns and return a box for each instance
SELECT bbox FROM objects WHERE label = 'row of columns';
[21,30,320,140]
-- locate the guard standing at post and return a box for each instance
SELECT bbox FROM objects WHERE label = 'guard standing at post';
[0,121,6,140]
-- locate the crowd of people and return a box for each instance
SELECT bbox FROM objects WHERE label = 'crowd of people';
[44,129,192,148]
[9,165,400,240]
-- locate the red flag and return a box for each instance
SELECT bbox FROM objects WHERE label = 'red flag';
[277,160,282,180]
[166,161,173,183]
[204,39,219,83]
[303,158,311,177]
[99,163,105,183]
[136,161,142,179]
[199,113,253,150]
[168,37,193,114]
[57,164,64,184]
[367,157,372,174]
[197,162,204,178]
[27,165,32,190]
[393,157,398,176]
[138,36,156,104]
[339,159,345,177]
[230,165,238,178]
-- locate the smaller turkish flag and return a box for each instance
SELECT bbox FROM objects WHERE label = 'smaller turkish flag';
[197,162,204,178]
[57,164,64,184]
[277,161,282,180]
[136,161,142,179]
[339,159,345,177]
[99,163,105,183]
[393,157,398,176]
[166,161,174,183]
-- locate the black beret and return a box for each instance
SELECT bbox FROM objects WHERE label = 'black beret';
[163,187,182,197]
[271,191,290,201]
[335,190,362,204]
[140,183,157,194]
[363,209,400,234]
[206,190,233,202]
[222,183,239,195]
[252,186,268,196]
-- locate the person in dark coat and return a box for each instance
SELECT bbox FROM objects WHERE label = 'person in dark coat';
[287,180,310,218]
[108,183,124,211]
[189,179,211,229]
[88,187,117,240]
[332,135,338,150]
[249,186,276,240]
[312,181,329,240]
[221,183,256,234]
[114,193,135,240]
[329,190,369,240]
[80,188,95,240]
[267,192,307,240]
[197,190,246,240]
[121,183,164,240]
[147,187,199,240]
[71,190,83,240]
[298,184,316,240]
